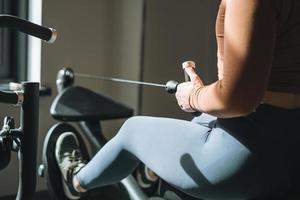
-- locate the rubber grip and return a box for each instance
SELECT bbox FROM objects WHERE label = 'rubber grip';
[182,61,202,116]
[0,15,57,43]
[184,70,190,82]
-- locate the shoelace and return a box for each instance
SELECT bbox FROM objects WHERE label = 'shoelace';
[64,150,86,181]
[68,150,83,161]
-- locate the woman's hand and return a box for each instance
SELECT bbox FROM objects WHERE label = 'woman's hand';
[175,61,203,112]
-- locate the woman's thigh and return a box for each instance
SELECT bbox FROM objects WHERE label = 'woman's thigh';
[117,114,255,199]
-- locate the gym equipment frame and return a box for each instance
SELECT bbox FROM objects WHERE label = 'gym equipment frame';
[0,15,56,200]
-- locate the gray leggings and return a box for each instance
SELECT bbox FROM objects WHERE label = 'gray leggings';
[76,104,300,199]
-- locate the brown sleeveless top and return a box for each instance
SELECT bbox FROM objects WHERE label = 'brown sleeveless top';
[189,0,300,118]
[270,0,300,93]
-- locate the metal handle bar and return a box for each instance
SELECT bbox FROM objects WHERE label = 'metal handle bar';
[0,14,57,43]
[0,91,19,105]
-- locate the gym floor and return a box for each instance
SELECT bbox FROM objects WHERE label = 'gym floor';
[0,185,124,200]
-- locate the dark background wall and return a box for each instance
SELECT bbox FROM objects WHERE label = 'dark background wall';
[141,0,219,119]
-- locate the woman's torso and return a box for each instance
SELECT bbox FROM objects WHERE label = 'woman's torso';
[216,0,300,108]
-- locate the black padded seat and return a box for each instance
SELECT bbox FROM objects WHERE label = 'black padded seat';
[50,86,133,121]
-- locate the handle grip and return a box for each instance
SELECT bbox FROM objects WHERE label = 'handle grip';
[184,70,190,82]
[182,61,196,82]
[0,14,57,43]
[182,61,201,116]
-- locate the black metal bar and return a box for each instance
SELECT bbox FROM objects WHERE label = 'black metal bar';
[16,82,39,200]
[0,14,57,43]
[0,91,18,104]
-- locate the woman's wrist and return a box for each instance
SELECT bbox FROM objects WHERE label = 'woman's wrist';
[189,85,202,112]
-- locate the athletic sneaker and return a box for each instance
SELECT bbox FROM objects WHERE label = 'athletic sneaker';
[55,132,87,199]
[135,164,159,196]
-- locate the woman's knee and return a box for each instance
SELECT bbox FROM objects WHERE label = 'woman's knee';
[117,116,148,139]
[112,116,153,154]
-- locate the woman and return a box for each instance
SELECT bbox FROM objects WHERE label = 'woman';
[55,0,300,199]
